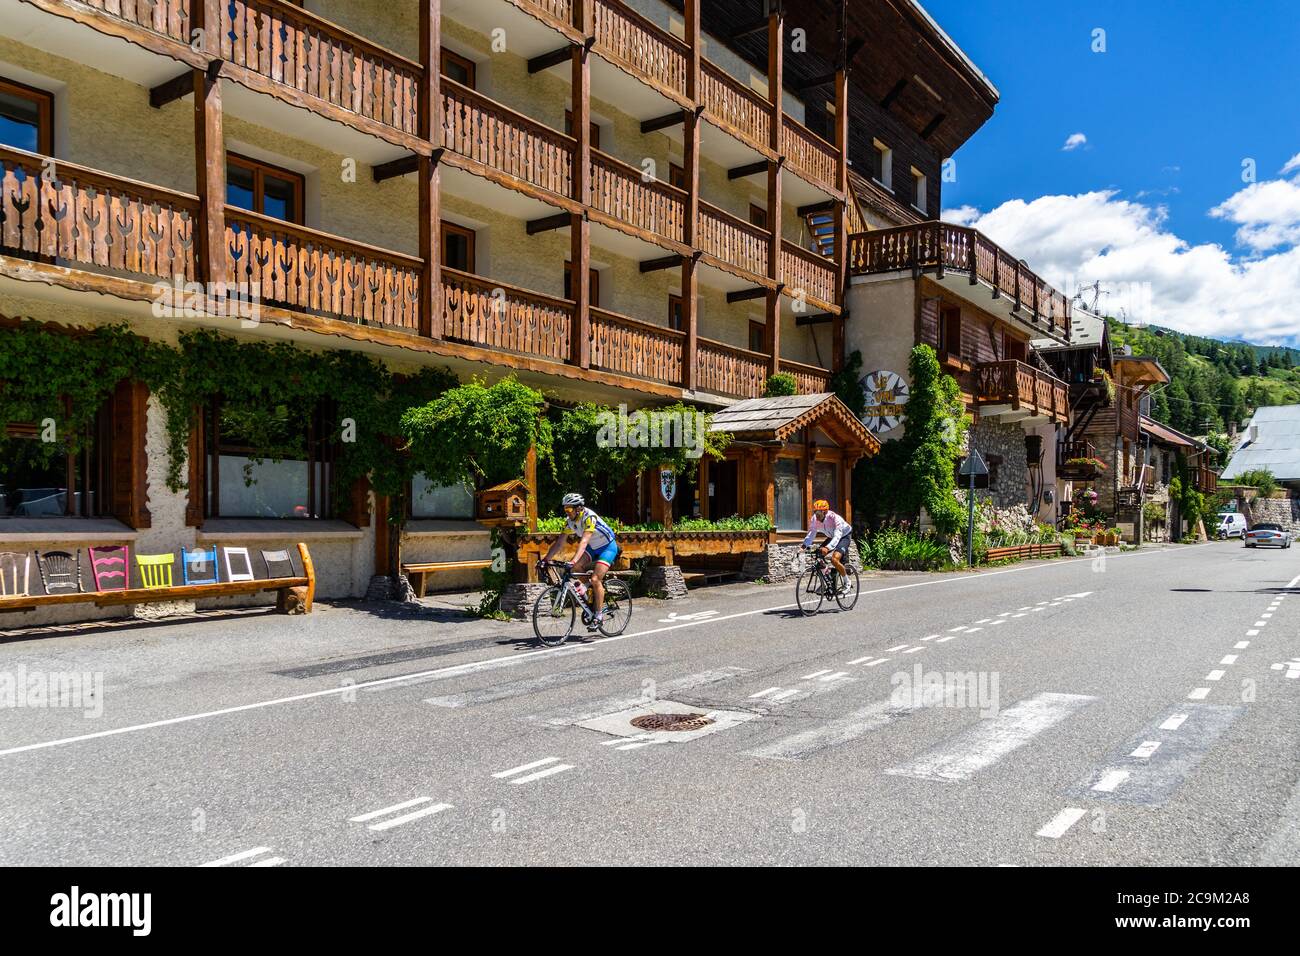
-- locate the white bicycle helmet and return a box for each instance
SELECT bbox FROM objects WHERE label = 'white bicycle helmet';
[562,493,585,508]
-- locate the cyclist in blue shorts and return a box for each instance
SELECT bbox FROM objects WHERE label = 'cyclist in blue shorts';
[543,493,620,630]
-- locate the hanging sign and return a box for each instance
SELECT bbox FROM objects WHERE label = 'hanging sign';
[659,468,677,503]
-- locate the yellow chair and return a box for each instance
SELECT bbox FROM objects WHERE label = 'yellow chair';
[135,553,176,590]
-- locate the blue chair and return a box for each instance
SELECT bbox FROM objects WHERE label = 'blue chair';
[181,546,220,586]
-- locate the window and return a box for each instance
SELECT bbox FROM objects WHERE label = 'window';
[564,261,600,307]
[669,163,686,190]
[668,294,684,331]
[0,76,53,154]
[748,204,768,230]
[749,320,766,353]
[441,220,476,272]
[564,110,601,150]
[911,167,927,213]
[872,139,892,190]
[410,474,474,519]
[441,48,476,88]
[812,460,839,515]
[1003,332,1027,363]
[773,457,803,531]
[941,306,962,359]
[226,153,305,224]
[204,400,335,519]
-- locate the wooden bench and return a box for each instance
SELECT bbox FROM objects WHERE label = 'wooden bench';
[402,559,492,597]
[0,543,316,616]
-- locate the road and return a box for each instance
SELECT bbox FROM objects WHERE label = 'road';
[2,541,1299,866]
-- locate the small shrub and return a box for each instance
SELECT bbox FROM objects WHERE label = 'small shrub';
[861,525,952,571]
[764,373,797,397]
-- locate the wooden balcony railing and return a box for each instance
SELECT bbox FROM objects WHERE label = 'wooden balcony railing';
[591,0,689,100]
[441,267,571,362]
[779,358,831,395]
[82,0,191,43]
[224,207,421,330]
[972,360,1069,424]
[1058,440,1101,478]
[590,308,684,385]
[700,60,771,149]
[848,222,1072,340]
[521,0,575,24]
[590,151,686,244]
[698,201,769,278]
[0,145,199,281]
[441,80,574,197]
[781,115,838,194]
[697,338,768,398]
[1196,468,1218,493]
[780,240,837,307]
[220,0,421,136]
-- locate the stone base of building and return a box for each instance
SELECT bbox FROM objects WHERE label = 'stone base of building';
[641,565,688,599]
[500,582,550,620]
[742,541,863,583]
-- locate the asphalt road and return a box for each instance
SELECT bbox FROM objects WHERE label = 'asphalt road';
[2,540,1299,867]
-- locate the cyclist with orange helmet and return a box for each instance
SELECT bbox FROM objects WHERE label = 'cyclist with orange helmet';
[803,499,852,579]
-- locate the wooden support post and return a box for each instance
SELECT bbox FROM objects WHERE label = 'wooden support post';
[569,0,592,369]
[698,455,710,520]
[419,0,442,338]
[682,0,701,391]
[766,6,784,378]
[193,64,225,288]
[832,0,849,372]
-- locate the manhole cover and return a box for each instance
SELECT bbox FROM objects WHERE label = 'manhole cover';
[630,712,715,732]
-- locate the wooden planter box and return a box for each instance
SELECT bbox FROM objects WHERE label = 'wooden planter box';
[515,530,771,580]
[984,542,1063,562]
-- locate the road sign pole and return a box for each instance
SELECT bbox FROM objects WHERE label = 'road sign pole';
[967,468,976,567]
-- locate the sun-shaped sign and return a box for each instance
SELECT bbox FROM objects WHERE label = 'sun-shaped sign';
[860,369,909,434]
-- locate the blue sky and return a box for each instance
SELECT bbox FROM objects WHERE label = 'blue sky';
[920,0,1300,345]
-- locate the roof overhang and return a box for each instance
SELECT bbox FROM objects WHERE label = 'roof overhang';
[1114,356,1169,388]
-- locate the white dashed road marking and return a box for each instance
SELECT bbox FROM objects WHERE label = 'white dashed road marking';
[1092,769,1130,793]
[1188,688,1211,700]
[1130,741,1162,760]
[352,799,453,832]
[493,757,560,779]
[1206,670,1225,681]
[201,847,280,868]
[1220,655,1238,665]
[1037,808,1087,839]
[1160,714,1188,731]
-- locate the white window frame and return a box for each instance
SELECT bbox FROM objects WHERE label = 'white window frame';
[872,138,893,190]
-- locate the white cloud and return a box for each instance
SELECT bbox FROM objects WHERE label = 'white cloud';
[1281,152,1300,176]
[1209,178,1300,252]
[1062,132,1088,152]
[943,185,1300,346]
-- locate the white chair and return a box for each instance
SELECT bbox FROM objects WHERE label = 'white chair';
[223,547,256,583]
[0,552,31,597]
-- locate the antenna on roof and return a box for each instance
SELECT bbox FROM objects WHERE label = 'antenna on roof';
[1072,280,1110,313]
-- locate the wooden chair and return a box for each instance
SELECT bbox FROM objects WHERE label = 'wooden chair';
[136,553,176,590]
[223,547,255,583]
[89,545,130,592]
[36,550,82,594]
[261,549,297,578]
[181,546,220,586]
[0,552,31,598]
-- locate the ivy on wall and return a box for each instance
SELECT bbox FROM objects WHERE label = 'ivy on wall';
[829,349,866,419]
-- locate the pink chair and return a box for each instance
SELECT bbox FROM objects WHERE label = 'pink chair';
[89,545,130,592]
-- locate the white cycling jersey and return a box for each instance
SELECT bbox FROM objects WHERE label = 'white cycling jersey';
[803,510,850,549]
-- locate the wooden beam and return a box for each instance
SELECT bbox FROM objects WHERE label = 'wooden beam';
[372,154,420,182]
[796,72,836,94]
[797,199,836,217]
[880,77,909,110]
[640,111,686,134]
[193,63,225,287]
[682,0,701,392]
[419,0,441,339]
[569,0,592,370]
[527,212,571,235]
[727,287,766,304]
[766,6,783,378]
[795,311,838,327]
[730,16,771,40]
[639,254,684,273]
[528,46,573,74]
[921,113,947,141]
[150,70,194,109]
[728,160,769,181]
[832,0,849,372]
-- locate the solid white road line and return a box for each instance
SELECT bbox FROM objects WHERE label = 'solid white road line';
[349,797,432,823]
[1206,670,1225,681]
[367,803,452,832]
[1130,741,1162,760]
[248,857,286,867]
[201,847,273,867]
[1188,688,1211,700]
[493,757,559,779]
[509,764,574,785]
[1160,714,1189,731]
[0,545,1210,760]
[1093,769,1130,793]
[886,693,1095,782]
[1221,655,1238,665]
[1036,807,1087,839]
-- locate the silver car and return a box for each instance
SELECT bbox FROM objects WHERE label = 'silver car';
[1244,523,1293,549]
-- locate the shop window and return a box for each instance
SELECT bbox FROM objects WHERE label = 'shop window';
[0,76,53,154]
[410,475,475,519]
[441,48,477,89]
[442,221,476,272]
[226,153,305,224]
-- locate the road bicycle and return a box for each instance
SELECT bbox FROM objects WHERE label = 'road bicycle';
[795,546,860,615]
[532,560,633,646]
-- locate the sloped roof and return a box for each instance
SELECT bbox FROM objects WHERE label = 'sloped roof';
[1221,404,1300,481]
[1140,416,1196,449]
[1033,308,1106,352]
[709,393,880,455]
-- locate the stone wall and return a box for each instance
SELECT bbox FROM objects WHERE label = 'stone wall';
[742,541,864,583]
[969,421,1030,509]
[1246,497,1300,533]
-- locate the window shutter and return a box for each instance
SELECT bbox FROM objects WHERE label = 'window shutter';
[110,379,151,529]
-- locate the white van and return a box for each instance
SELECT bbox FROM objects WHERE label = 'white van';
[1216,513,1248,539]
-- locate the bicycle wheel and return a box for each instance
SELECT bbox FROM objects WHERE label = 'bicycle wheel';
[795,568,825,615]
[834,567,860,610]
[532,586,576,646]
[598,577,633,636]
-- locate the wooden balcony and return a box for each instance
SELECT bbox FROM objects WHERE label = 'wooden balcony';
[1057,440,1102,480]
[972,360,1069,425]
[224,207,422,331]
[779,359,831,395]
[78,0,191,44]
[698,201,769,279]
[700,60,772,152]
[780,240,837,309]
[441,267,572,362]
[0,144,199,282]
[781,115,838,195]
[590,151,686,245]
[848,222,1072,341]
[590,308,684,385]
[591,0,689,101]
[220,0,422,137]
[697,338,769,399]
[1195,468,1218,493]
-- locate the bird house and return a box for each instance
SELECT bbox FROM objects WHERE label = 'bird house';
[475,480,529,527]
